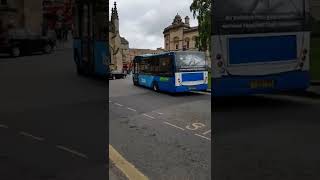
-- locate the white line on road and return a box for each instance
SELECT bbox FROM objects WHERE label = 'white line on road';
[202,130,211,135]
[127,107,137,112]
[114,103,124,107]
[19,131,45,141]
[163,122,185,131]
[56,145,88,159]
[195,134,211,141]
[143,114,155,119]
[0,124,9,129]
[153,111,163,115]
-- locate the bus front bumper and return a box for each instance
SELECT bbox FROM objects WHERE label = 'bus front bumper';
[174,84,208,93]
[212,71,310,96]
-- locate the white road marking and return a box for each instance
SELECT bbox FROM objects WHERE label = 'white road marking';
[0,124,9,129]
[143,114,155,119]
[153,111,163,115]
[19,131,44,141]
[195,134,211,141]
[127,107,137,112]
[56,145,88,159]
[163,122,185,131]
[202,130,211,135]
[114,103,124,107]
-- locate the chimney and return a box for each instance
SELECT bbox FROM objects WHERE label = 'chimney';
[185,16,190,26]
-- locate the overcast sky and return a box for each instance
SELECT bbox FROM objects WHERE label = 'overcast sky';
[109,0,198,49]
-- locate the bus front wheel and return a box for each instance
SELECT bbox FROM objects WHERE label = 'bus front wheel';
[153,82,159,92]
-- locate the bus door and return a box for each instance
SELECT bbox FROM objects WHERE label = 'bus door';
[133,58,139,85]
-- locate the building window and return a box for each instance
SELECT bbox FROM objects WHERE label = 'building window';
[176,44,179,50]
[186,41,189,49]
[1,0,7,5]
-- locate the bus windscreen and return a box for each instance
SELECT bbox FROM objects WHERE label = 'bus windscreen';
[175,52,206,72]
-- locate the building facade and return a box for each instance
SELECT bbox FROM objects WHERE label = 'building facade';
[163,14,198,51]
[0,0,43,34]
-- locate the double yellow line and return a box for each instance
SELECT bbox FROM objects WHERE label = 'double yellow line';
[109,144,149,180]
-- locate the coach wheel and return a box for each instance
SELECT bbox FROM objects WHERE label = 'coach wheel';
[11,47,21,57]
[43,44,53,54]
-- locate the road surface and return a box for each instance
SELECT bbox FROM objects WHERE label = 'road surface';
[0,50,108,180]
[109,77,211,180]
[214,90,320,180]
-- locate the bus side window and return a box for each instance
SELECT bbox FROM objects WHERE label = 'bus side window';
[159,56,173,77]
[140,59,146,74]
[153,58,160,74]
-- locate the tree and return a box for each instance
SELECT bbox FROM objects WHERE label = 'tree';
[190,0,211,52]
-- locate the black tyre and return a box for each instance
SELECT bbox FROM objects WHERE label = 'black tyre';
[11,47,21,57]
[153,82,159,92]
[76,65,84,75]
[133,77,138,86]
[43,44,53,54]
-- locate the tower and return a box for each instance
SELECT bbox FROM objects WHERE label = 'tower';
[111,1,119,33]
[185,16,190,26]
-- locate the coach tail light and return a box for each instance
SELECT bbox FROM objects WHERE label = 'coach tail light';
[303,49,308,55]
[217,61,224,68]
[216,54,222,60]
[299,62,304,68]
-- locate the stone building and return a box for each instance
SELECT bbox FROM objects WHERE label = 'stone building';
[163,14,198,51]
[0,0,42,34]
[163,14,210,67]
[109,2,129,72]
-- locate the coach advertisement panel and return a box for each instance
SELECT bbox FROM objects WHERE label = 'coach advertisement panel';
[213,0,311,35]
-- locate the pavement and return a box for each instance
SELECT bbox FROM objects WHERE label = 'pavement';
[214,88,320,180]
[0,50,107,179]
[109,77,211,180]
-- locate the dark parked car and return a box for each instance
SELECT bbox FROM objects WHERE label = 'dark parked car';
[0,29,56,57]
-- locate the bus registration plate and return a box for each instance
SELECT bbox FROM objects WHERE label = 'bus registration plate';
[188,86,197,90]
[250,80,274,89]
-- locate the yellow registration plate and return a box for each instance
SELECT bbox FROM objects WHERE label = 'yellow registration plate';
[250,80,274,89]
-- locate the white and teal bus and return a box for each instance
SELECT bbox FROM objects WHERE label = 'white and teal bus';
[212,0,311,96]
[133,51,209,93]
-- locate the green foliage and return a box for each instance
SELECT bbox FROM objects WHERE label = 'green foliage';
[190,0,211,51]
